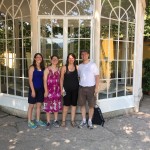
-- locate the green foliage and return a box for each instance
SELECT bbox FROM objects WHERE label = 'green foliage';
[144,0,150,40]
[142,58,150,92]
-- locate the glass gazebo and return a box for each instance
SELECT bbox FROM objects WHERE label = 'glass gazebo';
[0,0,146,116]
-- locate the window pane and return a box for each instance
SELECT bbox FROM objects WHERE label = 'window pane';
[80,39,90,51]
[68,39,78,58]
[68,20,79,38]
[80,20,91,38]
[118,61,126,78]
[126,78,133,95]
[126,61,133,78]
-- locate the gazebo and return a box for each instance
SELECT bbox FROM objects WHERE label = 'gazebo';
[0,0,146,117]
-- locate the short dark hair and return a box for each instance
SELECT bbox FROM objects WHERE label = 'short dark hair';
[80,50,90,55]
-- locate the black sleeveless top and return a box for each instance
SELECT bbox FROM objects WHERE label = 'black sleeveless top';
[63,65,79,91]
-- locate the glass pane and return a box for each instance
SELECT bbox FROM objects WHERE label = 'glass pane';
[15,39,22,58]
[120,0,136,22]
[128,23,135,41]
[80,39,90,51]
[23,19,31,37]
[126,78,133,95]
[0,20,5,39]
[0,76,7,93]
[8,65,14,76]
[6,20,13,39]
[100,60,109,79]
[100,39,116,61]
[117,79,125,97]
[80,20,91,38]
[75,0,93,16]
[52,39,63,59]
[100,18,109,39]
[127,42,134,60]
[52,19,63,38]
[0,59,6,75]
[110,20,119,40]
[126,61,133,78]
[40,19,52,38]
[108,79,117,98]
[0,40,5,56]
[41,38,51,59]
[38,0,54,15]
[119,42,126,60]
[98,80,107,99]
[120,22,127,40]
[110,61,117,79]
[118,61,126,78]
[24,38,31,56]
[68,20,79,38]
[68,39,78,58]
[15,59,22,77]
[7,40,14,53]
[8,77,14,95]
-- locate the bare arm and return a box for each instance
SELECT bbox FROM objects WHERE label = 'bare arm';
[28,66,35,98]
[43,68,49,98]
[60,66,66,95]
[95,75,99,95]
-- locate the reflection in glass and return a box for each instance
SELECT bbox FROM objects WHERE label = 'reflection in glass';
[119,42,126,60]
[126,61,133,78]
[6,20,13,39]
[52,19,63,38]
[126,78,133,95]
[128,23,135,41]
[52,40,63,59]
[0,59,6,76]
[110,61,117,79]
[80,20,91,38]
[98,80,107,99]
[68,39,78,58]
[108,79,117,98]
[117,79,125,97]
[41,38,52,59]
[127,42,134,60]
[40,19,52,38]
[100,60,108,79]
[118,61,126,78]
[68,20,79,38]
[100,18,109,39]
[8,77,14,95]
[80,39,90,51]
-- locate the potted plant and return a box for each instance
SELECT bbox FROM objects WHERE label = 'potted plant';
[142,58,150,95]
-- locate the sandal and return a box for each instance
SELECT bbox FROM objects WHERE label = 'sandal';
[71,121,77,127]
[61,121,66,127]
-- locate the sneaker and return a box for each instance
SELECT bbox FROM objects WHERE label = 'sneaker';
[53,120,60,128]
[36,120,46,127]
[78,121,87,129]
[28,121,37,129]
[46,122,51,130]
[88,120,93,129]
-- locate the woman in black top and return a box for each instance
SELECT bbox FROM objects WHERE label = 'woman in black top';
[60,53,79,127]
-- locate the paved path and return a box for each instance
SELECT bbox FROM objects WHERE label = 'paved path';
[0,95,150,150]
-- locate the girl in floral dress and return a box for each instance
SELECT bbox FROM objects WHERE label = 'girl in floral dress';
[43,55,62,130]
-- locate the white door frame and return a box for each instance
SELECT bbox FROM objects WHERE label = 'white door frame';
[38,15,94,64]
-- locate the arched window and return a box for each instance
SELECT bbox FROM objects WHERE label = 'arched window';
[99,0,136,99]
[0,0,31,97]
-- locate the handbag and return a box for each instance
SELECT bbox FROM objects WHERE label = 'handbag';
[92,104,105,127]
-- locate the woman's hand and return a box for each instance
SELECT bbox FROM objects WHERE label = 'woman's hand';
[31,90,36,98]
[44,90,48,98]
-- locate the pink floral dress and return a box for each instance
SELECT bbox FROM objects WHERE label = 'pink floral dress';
[43,68,62,113]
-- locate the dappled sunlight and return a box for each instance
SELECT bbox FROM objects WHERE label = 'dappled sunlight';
[9,145,16,149]
[143,136,150,142]
[35,148,41,150]
[51,142,60,147]
[123,125,133,134]
[9,138,18,150]
[64,139,70,143]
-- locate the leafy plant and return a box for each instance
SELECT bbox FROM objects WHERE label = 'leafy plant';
[142,58,150,92]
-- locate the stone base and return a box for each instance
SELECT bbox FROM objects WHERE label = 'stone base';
[0,105,134,121]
